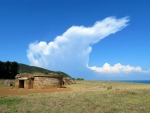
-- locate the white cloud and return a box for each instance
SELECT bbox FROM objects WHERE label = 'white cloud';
[87,63,148,74]
[27,16,129,74]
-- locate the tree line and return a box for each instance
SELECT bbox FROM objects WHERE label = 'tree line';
[0,61,19,79]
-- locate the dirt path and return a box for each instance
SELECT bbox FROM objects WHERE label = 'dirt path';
[0,87,71,96]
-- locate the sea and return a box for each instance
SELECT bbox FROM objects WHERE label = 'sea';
[117,80,150,84]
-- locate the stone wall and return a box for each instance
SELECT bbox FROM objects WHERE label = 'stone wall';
[63,78,76,85]
[0,79,15,88]
[33,77,62,89]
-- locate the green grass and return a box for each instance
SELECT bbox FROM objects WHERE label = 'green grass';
[0,81,150,113]
[0,97,22,105]
[0,97,22,113]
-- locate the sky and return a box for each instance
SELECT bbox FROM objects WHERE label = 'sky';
[0,0,150,80]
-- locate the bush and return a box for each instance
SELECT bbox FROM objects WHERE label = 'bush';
[107,86,112,90]
[76,78,84,80]
[127,91,137,95]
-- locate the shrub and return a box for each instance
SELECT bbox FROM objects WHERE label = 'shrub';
[76,78,84,80]
[107,86,112,90]
[127,91,137,95]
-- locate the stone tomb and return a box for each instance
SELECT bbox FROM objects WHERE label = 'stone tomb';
[15,73,63,89]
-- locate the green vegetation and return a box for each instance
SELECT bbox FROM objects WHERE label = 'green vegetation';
[0,61,71,79]
[107,85,112,90]
[0,97,22,106]
[18,63,71,78]
[18,63,53,74]
[0,61,18,79]
[0,81,150,113]
[0,97,22,113]
[76,78,84,80]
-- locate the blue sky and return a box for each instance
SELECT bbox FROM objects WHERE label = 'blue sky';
[0,0,150,80]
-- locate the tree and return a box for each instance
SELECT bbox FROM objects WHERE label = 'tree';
[0,61,19,79]
[5,61,11,79]
[0,61,4,79]
[10,62,19,79]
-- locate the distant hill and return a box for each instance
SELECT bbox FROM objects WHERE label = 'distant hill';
[18,63,71,78]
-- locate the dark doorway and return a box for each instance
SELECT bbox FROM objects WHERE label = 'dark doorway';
[19,80,24,88]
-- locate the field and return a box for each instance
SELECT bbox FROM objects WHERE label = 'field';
[0,80,150,113]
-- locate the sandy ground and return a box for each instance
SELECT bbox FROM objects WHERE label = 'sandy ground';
[0,87,71,96]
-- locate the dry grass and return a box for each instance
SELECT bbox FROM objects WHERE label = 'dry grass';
[0,80,150,113]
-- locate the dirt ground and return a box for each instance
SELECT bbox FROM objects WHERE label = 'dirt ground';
[0,87,71,96]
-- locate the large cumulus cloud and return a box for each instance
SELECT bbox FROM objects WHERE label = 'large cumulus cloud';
[27,16,131,75]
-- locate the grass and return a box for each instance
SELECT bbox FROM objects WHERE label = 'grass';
[0,97,22,105]
[0,80,150,113]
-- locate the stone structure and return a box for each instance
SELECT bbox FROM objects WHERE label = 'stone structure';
[63,77,76,85]
[15,73,63,89]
